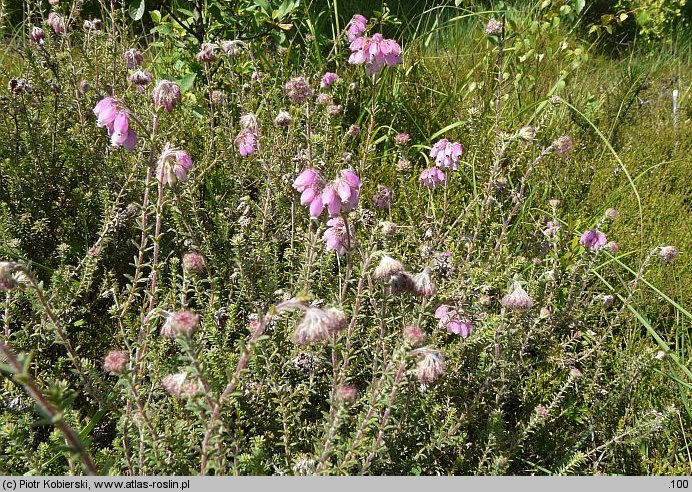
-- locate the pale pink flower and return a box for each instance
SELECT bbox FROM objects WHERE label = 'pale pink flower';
[129,70,153,92]
[160,310,200,338]
[235,130,258,157]
[403,325,427,347]
[30,26,46,45]
[435,305,473,337]
[320,72,339,88]
[47,12,66,33]
[419,167,446,189]
[156,144,194,187]
[348,33,402,76]
[93,97,138,151]
[323,217,352,256]
[335,385,358,405]
[580,229,607,251]
[430,138,463,170]
[196,43,217,63]
[347,14,368,42]
[182,252,205,274]
[102,350,129,375]
[373,255,405,281]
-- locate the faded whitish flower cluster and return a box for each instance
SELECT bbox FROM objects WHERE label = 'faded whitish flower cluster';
[284,76,313,104]
[435,305,473,337]
[659,246,678,262]
[348,32,403,76]
[605,208,620,220]
[156,144,194,187]
[160,310,200,338]
[129,70,153,92]
[162,372,201,398]
[413,267,436,298]
[501,282,534,312]
[102,350,129,375]
[196,43,218,64]
[485,18,503,35]
[430,138,463,170]
[415,348,446,383]
[274,110,293,127]
[374,255,405,281]
[419,167,446,189]
[293,168,361,219]
[123,48,143,69]
[47,12,66,34]
[580,229,607,251]
[0,262,21,291]
[294,307,347,344]
[30,26,46,45]
[152,80,181,112]
[552,135,573,157]
[93,97,138,151]
[220,39,244,57]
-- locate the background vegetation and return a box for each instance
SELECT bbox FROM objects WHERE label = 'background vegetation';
[0,0,689,476]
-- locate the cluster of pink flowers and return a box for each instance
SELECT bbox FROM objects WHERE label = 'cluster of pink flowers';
[320,72,339,88]
[419,167,446,189]
[93,97,138,151]
[430,138,463,170]
[347,14,368,42]
[349,32,403,76]
[235,130,258,157]
[580,229,607,251]
[346,15,402,76]
[156,144,194,187]
[435,305,473,337]
[323,217,353,256]
[293,168,361,219]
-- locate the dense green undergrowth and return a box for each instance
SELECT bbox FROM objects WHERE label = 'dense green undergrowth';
[0,0,689,476]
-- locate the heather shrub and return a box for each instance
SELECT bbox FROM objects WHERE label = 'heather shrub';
[0,0,689,476]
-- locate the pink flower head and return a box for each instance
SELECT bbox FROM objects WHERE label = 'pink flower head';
[580,229,607,252]
[347,14,368,42]
[435,304,473,337]
[293,168,321,192]
[103,350,129,375]
[93,97,117,127]
[93,97,138,151]
[123,48,144,69]
[419,167,446,189]
[47,12,66,33]
[152,79,181,112]
[348,33,402,76]
[30,26,46,45]
[371,186,392,209]
[395,132,410,145]
[320,72,339,88]
[235,129,258,157]
[430,138,463,170]
[160,310,200,338]
[323,217,352,256]
[156,144,194,187]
